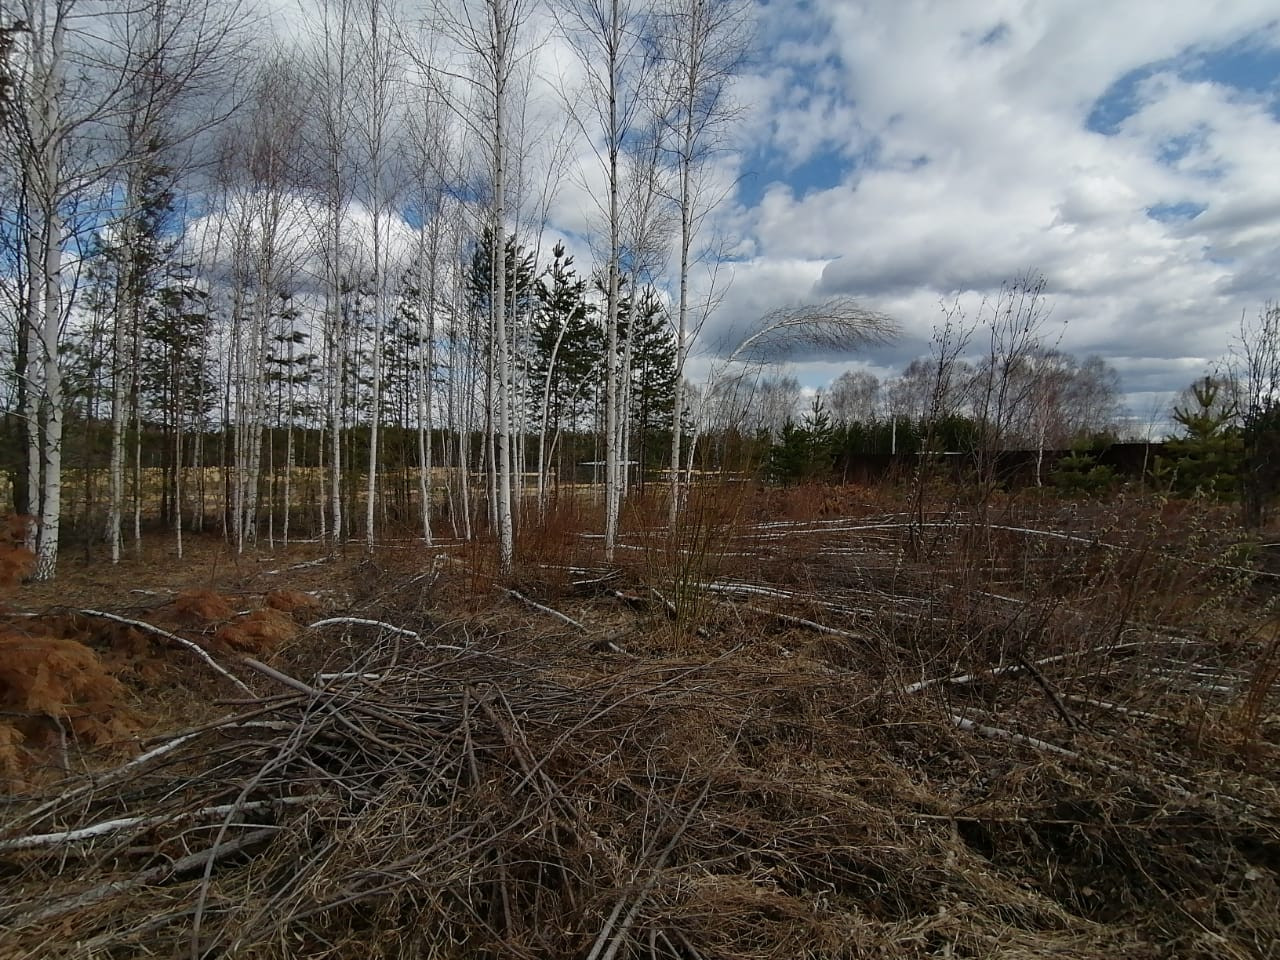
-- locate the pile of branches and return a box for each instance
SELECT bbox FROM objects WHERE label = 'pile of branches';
[2,602,1279,959]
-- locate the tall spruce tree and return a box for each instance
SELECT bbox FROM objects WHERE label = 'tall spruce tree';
[624,287,676,488]
[531,242,597,499]
[466,225,536,532]
[1158,375,1243,500]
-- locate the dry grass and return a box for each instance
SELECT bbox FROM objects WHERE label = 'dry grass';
[0,490,1278,958]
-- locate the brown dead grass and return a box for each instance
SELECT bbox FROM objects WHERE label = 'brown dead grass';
[0,632,140,787]
[0,528,349,785]
[1,494,1279,958]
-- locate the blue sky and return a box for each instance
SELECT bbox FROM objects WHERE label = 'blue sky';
[691,0,1280,428]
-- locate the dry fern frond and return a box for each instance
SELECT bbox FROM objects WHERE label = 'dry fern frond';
[215,609,298,654]
[174,590,235,624]
[264,590,320,616]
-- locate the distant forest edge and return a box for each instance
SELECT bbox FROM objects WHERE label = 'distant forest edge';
[4,0,1278,577]
[0,395,1199,548]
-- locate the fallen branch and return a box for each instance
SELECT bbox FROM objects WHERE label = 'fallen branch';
[1065,695,1172,724]
[720,599,869,643]
[589,774,713,960]
[12,730,208,832]
[949,712,1193,800]
[505,589,586,632]
[238,657,327,699]
[1016,655,1081,730]
[79,609,252,696]
[902,642,1149,695]
[288,556,330,570]
[707,581,795,600]
[308,617,422,641]
[3,827,280,926]
[949,713,1081,760]
[0,796,319,852]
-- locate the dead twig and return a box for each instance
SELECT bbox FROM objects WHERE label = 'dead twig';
[80,609,253,695]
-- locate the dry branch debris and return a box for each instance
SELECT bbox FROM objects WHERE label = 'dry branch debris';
[3,612,1276,959]
[2,500,1278,959]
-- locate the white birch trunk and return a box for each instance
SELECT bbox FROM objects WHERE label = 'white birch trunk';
[22,235,42,553]
[601,0,623,561]
[105,278,129,562]
[35,206,64,580]
[328,305,343,544]
[174,402,184,559]
[283,334,295,545]
[32,5,67,580]
[132,339,143,553]
[366,282,383,552]
[669,149,693,528]
[415,214,439,544]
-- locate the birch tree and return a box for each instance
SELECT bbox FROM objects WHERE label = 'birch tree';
[0,1,73,579]
[403,79,454,543]
[208,52,309,552]
[350,0,404,552]
[0,0,249,575]
[101,0,251,564]
[657,0,751,525]
[558,0,655,559]
[969,273,1051,507]
[0,1,236,576]
[618,118,671,496]
[302,0,363,546]
[1231,303,1280,530]
[433,0,533,574]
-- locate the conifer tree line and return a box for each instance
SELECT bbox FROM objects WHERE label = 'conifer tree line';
[0,0,751,578]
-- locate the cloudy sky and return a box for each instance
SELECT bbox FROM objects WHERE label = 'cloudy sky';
[695,0,1280,423]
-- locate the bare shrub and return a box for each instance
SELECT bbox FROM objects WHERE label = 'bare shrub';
[1234,624,1280,766]
[630,480,754,641]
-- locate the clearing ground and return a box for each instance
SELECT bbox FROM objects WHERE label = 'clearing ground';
[1,487,1278,959]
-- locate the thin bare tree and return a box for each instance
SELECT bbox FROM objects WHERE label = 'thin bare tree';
[300,0,363,546]
[1232,302,1280,530]
[100,0,253,564]
[347,0,405,552]
[968,272,1052,509]
[557,0,657,559]
[656,0,752,526]
[403,77,454,544]
[433,0,534,574]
